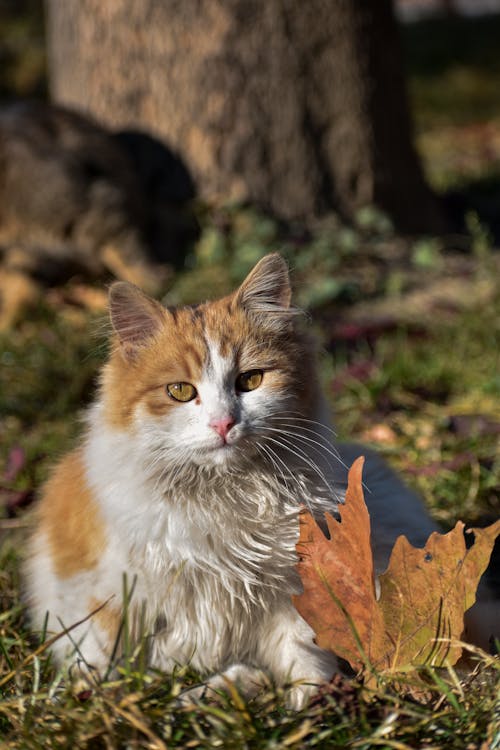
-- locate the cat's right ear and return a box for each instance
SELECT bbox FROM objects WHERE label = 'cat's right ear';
[109,282,165,359]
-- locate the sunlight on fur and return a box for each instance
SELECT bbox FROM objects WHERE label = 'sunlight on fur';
[24,253,496,709]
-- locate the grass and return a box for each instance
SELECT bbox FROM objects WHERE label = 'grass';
[403,12,500,226]
[0,658,498,749]
[403,14,500,130]
[330,299,500,524]
[0,219,499,747]
[0,7,499,749]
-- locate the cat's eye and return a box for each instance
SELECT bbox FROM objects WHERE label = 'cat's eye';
[236,370,263,392]
[166,382,197,402]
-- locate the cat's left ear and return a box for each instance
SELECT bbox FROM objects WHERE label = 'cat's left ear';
[109,282,165,359]
[235,253,292,322]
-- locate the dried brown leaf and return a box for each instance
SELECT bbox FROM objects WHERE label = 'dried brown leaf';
[293,457,384,670]
[293,457,500,676]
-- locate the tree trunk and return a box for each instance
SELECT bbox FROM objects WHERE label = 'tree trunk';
[46,0,444,233]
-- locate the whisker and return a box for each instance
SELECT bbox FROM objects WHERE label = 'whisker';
[269,412,338,438]
[265,421,366,493]
[255,440,295,501]
[264,424,345,468]
[264,435,336,505]
[267,427,347,502]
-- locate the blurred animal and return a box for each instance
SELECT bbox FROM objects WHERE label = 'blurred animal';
[0,100,196,328]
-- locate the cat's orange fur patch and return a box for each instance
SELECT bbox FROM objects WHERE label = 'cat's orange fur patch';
[38,451,106,578]
[101,292,318,430]
[89,597,121,643]
[101,305,208,428]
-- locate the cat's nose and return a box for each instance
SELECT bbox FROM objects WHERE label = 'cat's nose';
[210,416,236,441]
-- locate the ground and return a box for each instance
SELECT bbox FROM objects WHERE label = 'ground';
[0,8,499,750]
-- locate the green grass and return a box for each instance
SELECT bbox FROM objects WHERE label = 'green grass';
[0,306,105,489]
[402,14,500,196]
[1,522,499,750]
[1,8,500,748]
[330,301,500,525]
[403,14,500,130]
[1,225,499,747]
[0,657,498,749]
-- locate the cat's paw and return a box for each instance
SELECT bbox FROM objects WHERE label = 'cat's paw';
[177,682,210,707]
[285,681,319,711]
[178,664,270,707]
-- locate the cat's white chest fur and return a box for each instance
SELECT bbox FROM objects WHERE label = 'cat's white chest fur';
[81,412,327,678]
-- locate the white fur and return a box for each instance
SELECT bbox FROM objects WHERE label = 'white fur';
[27,332,474,709]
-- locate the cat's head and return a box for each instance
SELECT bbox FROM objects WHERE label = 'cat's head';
[101,254,320,475]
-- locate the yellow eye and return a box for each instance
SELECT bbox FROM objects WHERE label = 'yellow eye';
[166,382,197,402]
[236,370,263,392]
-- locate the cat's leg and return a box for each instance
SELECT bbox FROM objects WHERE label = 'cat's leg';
[177,603,335,709]
[151,623,272,706]
[24,539,124,686]
[60,592,123,691]
[181,609,335,709]
[254,602,338,709]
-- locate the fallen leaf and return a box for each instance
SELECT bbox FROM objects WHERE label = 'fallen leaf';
[377,520,500,670]
[309,673,360,714]
[76,689,93,702]
[293,458,500,676]
[293,458,384,671]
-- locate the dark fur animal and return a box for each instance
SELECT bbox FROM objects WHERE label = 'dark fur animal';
[0,101,195,327]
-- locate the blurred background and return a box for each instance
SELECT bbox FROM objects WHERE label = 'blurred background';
[0,0,499,554]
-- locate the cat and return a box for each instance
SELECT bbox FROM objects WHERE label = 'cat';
[24,253,497,709]
[0,100,196,329]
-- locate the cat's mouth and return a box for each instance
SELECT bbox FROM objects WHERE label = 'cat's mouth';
[193,435,256,467]
[190,444,237,468]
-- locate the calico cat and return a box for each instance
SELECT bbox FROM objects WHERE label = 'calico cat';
[24,253,495,708]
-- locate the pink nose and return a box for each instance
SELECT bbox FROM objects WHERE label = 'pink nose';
[210,416,235,441]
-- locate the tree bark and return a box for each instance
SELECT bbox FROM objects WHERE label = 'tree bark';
[46,0,444,233]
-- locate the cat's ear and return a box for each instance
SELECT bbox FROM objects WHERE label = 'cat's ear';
[235,254,292,320]
[109,282,165,358]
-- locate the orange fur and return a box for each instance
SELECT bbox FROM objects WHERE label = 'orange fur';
[101,293,318,430]
[89,597,121,643]
[37,451,106,578]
